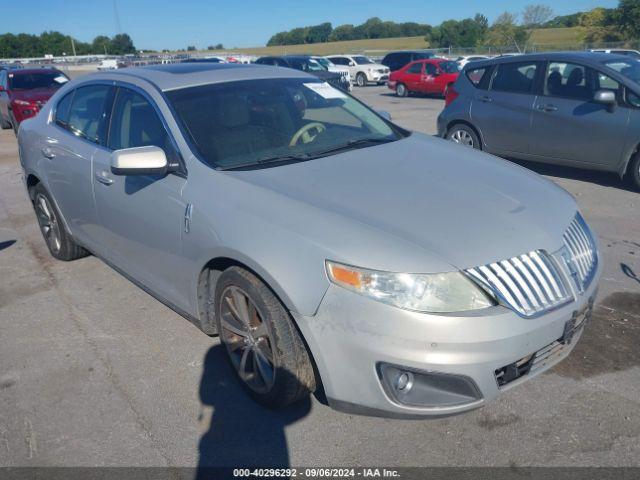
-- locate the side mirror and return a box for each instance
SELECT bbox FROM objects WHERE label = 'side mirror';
[111,146,168,176]
[377,110,392,121]
[349,61,356,67]
[594,89,616,111]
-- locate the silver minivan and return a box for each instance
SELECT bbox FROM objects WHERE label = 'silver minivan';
[438,52,640,190]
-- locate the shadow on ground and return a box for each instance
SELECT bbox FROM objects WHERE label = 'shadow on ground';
[196,344,311,477]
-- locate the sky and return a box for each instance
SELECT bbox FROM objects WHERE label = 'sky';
[2,0,619,51]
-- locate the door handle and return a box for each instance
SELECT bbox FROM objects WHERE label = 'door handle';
[41,147,55,159]
[477,95,492,103]
[537,104,558,112]
[94,170,113,186]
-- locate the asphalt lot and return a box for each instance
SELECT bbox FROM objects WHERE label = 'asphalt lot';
[0,83,639,468]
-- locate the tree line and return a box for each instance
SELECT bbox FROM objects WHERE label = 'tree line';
[0,32,136,58]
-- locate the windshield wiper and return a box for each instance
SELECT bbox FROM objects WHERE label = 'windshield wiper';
[219,153,309,171]
[305,137,395,158]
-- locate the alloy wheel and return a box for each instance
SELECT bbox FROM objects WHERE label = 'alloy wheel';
[357,74,366,87]
[219,286,276,393]
[35,193,61,253]
[450,129,474,147]
[397,84,406,97]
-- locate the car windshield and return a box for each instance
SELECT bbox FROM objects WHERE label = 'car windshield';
[289,58,325,72]
[9,71,69,90]
[166,78,404,170]
[314,58,332,68]
[353,56,374,65]
[603,59,640,84]
[439,61,459,73]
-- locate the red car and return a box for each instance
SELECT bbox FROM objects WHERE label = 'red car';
[388,59,459,98]
[0,68,69,134]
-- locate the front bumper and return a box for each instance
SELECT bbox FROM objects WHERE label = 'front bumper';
[293,265,600,418]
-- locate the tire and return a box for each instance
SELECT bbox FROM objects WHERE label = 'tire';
[31,183,89,261]
[215,266,316,409]
[628,152,640,191]
[356,73,367,87]
[396,83,408,97]
[0,111,11,130]
[446,123,481,150]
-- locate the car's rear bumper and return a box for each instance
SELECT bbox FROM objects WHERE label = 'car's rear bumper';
[293,266,600,418]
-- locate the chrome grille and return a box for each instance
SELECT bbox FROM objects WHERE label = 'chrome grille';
[466,250,571,318]
[562,213,597,293]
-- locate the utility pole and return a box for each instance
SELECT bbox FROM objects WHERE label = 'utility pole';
[71,37,77,57]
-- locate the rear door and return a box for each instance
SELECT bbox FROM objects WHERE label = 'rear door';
[45,84,114,250]
[470,60,541,154]
[421,63,439,94]
[91,85,190,310]
[529,61,629,167]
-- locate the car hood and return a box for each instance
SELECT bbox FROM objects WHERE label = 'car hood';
[312,70,343,81]
[11,88,58,103]
[226,133,576,273]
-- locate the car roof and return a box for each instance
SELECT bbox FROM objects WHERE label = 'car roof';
[8,68,64,75]
[79,63,312,91]
[467,51,633,68]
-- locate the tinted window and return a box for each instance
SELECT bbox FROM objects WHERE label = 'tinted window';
[424,63,437,75]
[353,56,373,65]
[108,88,172,154]
[466,66,490,88]
[54,91,74,127]
[545,62,591,100]
[603,59,640,84]
[628,91,640,108]
[8,71,69,90]
[67,85,112,143]
[492,62,538,94]
[407,63,423,74]
[439,61,459,73]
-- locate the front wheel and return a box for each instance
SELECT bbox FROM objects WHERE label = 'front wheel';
[356,73,367,87]
[396,83,408,97]
[215,267,316,409]
[628,152,640,191]
[446,123,481,149]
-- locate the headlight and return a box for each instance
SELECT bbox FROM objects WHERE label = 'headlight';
[13,99,33,106]
[326,261,496,313]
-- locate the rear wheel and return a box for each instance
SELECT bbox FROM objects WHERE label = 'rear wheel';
[356,73,367,87]
[628,152,640,191]
[396,83,408,97]
[446,123,481,149]
[31,183,88,261]
[215,267,316,409]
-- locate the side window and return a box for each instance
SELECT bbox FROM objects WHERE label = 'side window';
[595,70,621,95]
[628,90,640,108]
[332,57,346,66]
[54,91,74,128]
[424,63,437,76]
[67,85,112,144]
[545,62,592,100]
[491,62,538,94]
[275,59,289,67]
[397,53,410,69]
[466,66,490,89]
[108,88,176,161]
[407,63,423,74]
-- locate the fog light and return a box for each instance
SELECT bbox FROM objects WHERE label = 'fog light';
[395,372,413,392]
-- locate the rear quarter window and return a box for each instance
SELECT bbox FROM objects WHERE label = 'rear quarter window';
[465,66,492,89]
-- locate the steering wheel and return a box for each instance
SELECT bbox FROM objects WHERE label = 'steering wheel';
[289,122,326,147]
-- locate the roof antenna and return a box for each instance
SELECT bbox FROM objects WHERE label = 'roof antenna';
[113,0,123,34]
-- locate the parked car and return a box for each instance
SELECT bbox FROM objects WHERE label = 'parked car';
[456,55,490,69]
[312,57,352,90]
[388,58,459,97]
[182,56,226,63]
[254,55,351,91]
[325,55,389,87]
[0,67,69,134]
[19,63,600,417]
[97,59,119,71]
[381,50,436,72]
[589,48,640,59]
[438,52,640,190]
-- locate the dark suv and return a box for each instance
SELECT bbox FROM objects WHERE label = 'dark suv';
[255,55,351,92]
[437,52,640,190]
[381,50,435,72]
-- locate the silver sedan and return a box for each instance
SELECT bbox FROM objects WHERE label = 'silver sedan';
[18,63,600,417]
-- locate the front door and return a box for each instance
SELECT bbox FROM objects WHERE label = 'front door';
[91,86,190,310]
[404,62,424,92]
[529,62,630,167]
[470,60,541,154]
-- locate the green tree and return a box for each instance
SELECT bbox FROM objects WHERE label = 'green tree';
[92,35,111,54]
[329,24,356,41]
[617,0,640,39]
[306,23,332,43]
[485,12,531,52]
[110,33,136,54]
[426,14,488,47]
[579,7,622,43]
